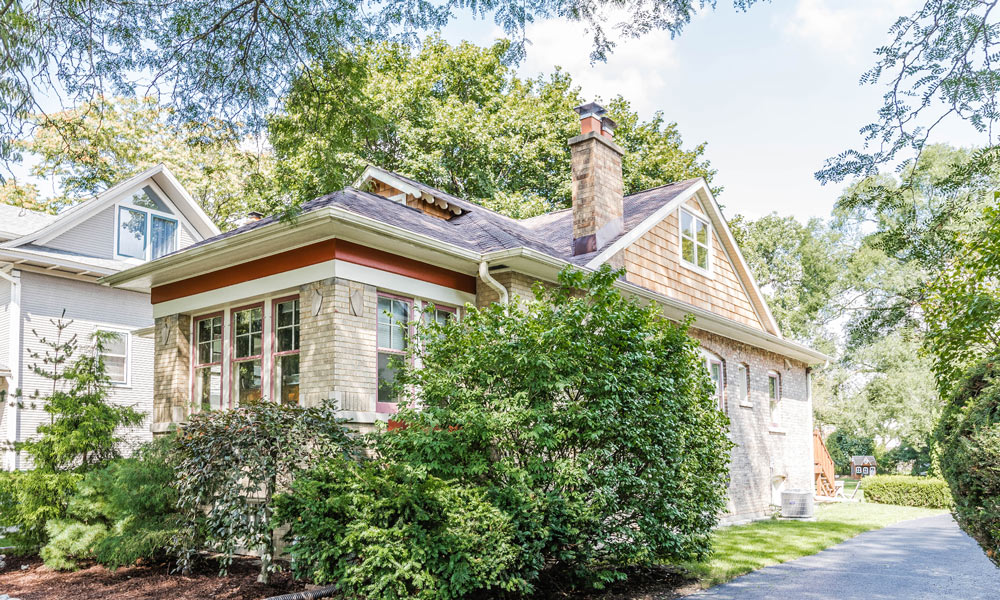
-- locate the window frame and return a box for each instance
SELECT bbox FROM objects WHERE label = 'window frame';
[192,311,225,413]
[768,370,782,428]
[855,466,862,475]
[230,302,265,408]
[376,292,414,414]
[702,348,725,412]
[95,328,130,386]
[271,295,301,406]
[736,362,751,407]
[114,183,180,262]
[678,207,713,275]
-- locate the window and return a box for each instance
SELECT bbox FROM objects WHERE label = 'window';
[117,207,147,259]
[736,363,749,405]
[232,305,264,406]
[863,467,870,475]
[377,294,411,412]
[680,208,710,271]
[151,215,178,259]
[702,350,724,411]
[115,190,179,261]
[855,466,862,474]
[273,298,300,406]
[97,330,128,384]
[768,371,781,427]
[194,314,223,411]
[426,305,456,327]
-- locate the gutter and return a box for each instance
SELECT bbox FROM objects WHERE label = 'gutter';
[478,261,508,305]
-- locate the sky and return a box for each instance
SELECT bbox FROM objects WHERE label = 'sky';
[440,0,986,222]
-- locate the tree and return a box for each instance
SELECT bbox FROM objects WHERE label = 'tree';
[17,96,273,227]
[819,1,1000,183]
[0,179,53,213]
[172,399,358,583]
[268,37,717,216]
[16,320,145,471]
[377,266,732,590]
[728,213,845,347]
[824,429,875,476]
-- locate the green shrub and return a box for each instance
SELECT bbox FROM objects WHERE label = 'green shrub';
[275,461,524,599]
[173,399,358,582]
[935,355,1000,567]
[0,470,80,553]
[859,475,952,508]
[40,436,181,570]
[378,267,733,590]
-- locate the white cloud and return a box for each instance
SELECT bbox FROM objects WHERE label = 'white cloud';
[782,0,918,59]
[495,16,681,117]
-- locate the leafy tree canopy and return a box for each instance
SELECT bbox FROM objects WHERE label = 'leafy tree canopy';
[12,97,273,228]
[268,37,717,216]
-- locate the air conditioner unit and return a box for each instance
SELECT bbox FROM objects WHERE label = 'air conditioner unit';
[781,489,815,519]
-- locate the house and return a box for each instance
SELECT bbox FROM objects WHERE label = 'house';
[850,455,877,479]
[0,165,219,470]
[102,103,831,523]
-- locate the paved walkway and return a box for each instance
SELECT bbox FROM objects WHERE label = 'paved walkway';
[690,514,999,600]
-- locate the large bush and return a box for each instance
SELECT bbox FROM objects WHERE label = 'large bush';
[275,461,524,599]
[936,355,1000,566]
[377,267,733,590]
[173,399,358,582]
[40,436,181,570]
[0,470,80,553]
[859,475,952,509]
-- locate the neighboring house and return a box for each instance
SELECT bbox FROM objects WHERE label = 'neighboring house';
[0,165,219,470]
[103,103,831,523]
[850,455,878,479]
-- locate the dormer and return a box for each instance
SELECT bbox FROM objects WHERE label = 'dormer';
[355,165,466,221]
[0,165,219,277]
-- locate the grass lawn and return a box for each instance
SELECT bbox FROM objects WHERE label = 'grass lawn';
[839,478,862,499]
[681,502,948,587]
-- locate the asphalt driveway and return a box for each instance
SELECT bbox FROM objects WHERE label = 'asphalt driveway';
[690,514,999,600]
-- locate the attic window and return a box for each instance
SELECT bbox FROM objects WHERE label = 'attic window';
[117,205,178,261]
[680,208,711,272]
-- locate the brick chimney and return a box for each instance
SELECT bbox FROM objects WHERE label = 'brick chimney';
[570,102,624,256]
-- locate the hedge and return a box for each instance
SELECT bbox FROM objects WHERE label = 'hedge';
[859,475,952,509]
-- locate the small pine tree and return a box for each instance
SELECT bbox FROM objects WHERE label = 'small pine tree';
[15,313,145,471]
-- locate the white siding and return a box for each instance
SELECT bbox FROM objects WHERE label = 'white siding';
[0,278,10,367]
[44,206,115,258]
[180,223,198,249]
[16,271,154,455]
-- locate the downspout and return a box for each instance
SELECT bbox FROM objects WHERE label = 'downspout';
[478,261,508,306]
[0,266,21,471]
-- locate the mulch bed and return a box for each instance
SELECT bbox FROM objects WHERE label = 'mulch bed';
[0,555,302,600]
[0,555,699,600]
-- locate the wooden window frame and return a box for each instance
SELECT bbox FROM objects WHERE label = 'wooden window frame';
[192,311,224,412]
[271,295,301,406]
[678,207,712,275]
[376,292,414,414]
[230,302,265,408]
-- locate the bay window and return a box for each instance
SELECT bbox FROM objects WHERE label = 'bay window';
[232,304,264,406]
[377,294,412,412]
[193,314,223,411]
[273,297,300,406]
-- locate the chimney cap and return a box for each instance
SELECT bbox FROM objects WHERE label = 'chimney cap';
[601,115,618,134]
[574,102,607,119]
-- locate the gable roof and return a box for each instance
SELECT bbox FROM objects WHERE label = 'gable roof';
[3,164,220,250]
[852,456,877,465]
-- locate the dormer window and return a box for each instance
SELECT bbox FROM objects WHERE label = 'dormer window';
[680,208,711,272]
[116,187,178,261]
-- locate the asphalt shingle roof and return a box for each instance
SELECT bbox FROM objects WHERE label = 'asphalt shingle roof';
[0,204,58,239]
[189,170,702,265]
